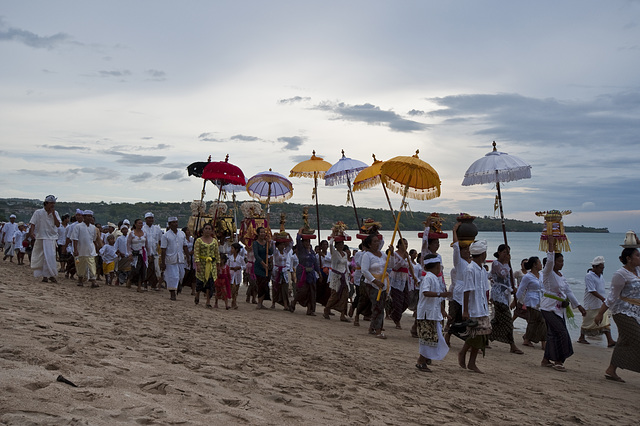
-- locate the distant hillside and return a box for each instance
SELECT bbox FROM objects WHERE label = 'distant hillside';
[1,198,609,233]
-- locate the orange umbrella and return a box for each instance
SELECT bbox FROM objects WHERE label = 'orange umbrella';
[289,150,332,239]
[376,150,441,300]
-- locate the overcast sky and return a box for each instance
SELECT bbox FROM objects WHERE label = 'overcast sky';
[1,1,639,231]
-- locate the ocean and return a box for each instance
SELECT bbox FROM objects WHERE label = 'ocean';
[308,229,627,346]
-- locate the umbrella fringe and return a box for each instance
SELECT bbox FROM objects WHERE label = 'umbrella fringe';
[291,171,327,179]
[352,177,381,192]
[325,171,362,187]
[462,168,531,186]
[384,180,441,200]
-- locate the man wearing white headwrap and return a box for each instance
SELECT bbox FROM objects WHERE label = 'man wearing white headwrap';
[160,217,189,301]
[458,239,492,374]
[143,212,163,290]
[578,256,616,347]
[2,214,18,262]
[72,210,99,287]
[29,195,61,282]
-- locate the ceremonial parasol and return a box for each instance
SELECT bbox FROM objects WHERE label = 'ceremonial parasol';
[377,150,441,300]
[201,154,246,228]
[462,142,531,244]
[324,150,368,228]
[247,169,294,267]
[289,151,332,240]
[462,141,532,289]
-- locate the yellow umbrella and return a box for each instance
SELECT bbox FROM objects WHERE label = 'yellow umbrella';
[377,150,441,300]
[289,150,332,239]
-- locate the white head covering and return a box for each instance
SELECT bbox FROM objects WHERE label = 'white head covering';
[470,240,488,255]
[9,214,16,219]
[591,256,605,266]
[75,208,83,215]
[107,222,116,228]
[123,219,130,225]
[120,224,129,230]
[144,212,154,218]
[167,216,178,222]
[83,210,94,216]
[423,256,441,265]
[45,195,57,203]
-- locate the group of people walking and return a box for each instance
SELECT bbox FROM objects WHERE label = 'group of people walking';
[11,194,640,383]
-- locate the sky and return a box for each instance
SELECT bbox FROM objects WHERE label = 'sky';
[1,1,639,232]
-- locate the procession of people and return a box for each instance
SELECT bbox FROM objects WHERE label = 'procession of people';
[1,194,639,385]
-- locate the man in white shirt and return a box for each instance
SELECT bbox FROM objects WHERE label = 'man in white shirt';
[578,256,616,347]
[458,240,491,374]
[28,195,61,283]
[143,212,163,290]
[115,225,130,286]
[2,214,19,262]
[72,210,99,287]
[160,217,188,301]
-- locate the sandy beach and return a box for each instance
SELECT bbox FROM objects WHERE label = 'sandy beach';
[0,260,638,426]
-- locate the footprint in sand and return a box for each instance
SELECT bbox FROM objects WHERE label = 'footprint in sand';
[138,380,168,395]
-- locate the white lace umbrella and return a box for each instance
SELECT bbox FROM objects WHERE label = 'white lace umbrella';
[462,141,532,289]
[324,150,368,228]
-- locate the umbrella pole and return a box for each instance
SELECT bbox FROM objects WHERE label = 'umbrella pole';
[265,183,271,274]
[314,172,321,240]
[195,179,207,235]
[346,175,360,229]
[496,176,516,292]
[377,183,408,301]
[381,181,414,280]
[212,185,223,242]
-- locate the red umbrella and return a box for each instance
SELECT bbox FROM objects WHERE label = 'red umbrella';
[201,154,246,230]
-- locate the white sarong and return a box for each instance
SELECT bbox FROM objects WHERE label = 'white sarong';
[165,263,180,290]
[31,239,58,278]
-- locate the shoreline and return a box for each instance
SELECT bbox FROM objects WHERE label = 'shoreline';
[1,260,638,425]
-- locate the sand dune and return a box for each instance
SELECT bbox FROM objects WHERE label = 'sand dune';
[0,260,638,425]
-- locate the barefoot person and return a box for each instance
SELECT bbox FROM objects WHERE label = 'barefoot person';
[444,222,471,345]
[28,195,61,282]
[594,247,640,383]
[540,236,587,372]
[578,256,616,347]
[324,224,351,322]
[458,240,492,374]
[2,214,18,263]
[194,223,219,308]
[515,256,547,349]
[362,234,393,339]
[228,242,245,309]
[127,219,150,292]
[72,210,100,288]
[489,244,524,354]
[252,227,271,310]
[290,227,321,316]
[416,254,452,372]
[389,238,415,330]
[160,217,189,301]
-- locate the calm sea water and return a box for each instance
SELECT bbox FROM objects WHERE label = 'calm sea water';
[306,229,627,346]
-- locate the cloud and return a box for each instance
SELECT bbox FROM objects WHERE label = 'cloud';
[427,92,640,148]
[130,172,153,183]
[141,136,153,140]
[278,136,306,150]
[144,69,166,81]
[17,167,119,181]
[313,101,426,132]
[0,25,71,49]
[99,70,132,78]
[41,144,90,151]
[407,109,425,116]
[581,201,596,210]
[160,171,187,181]
[279,96,311,104]
[158,162,187,169]
[104,149,166,164]
[198,132,222,142]
[230,134,260,142]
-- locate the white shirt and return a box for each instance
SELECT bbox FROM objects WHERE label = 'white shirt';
[361,251,391,289]
[390,251,411,291]
[2,221,18,244]
[541,252,580,318]
[461,261,489,318]
[228,253,246,284]
[451,242,469,305]
[115,235,129,258]
[72,222,97,257]
[160,229,187,265]
[417,271,446,320]
[328,242,349,291]
[56,224,68,245]
[516,271,543,309]
[142,223,163,256]
[99,244,118,264]
[29,209,61,240]
[583,270,606,310]
[353,250,363,286]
